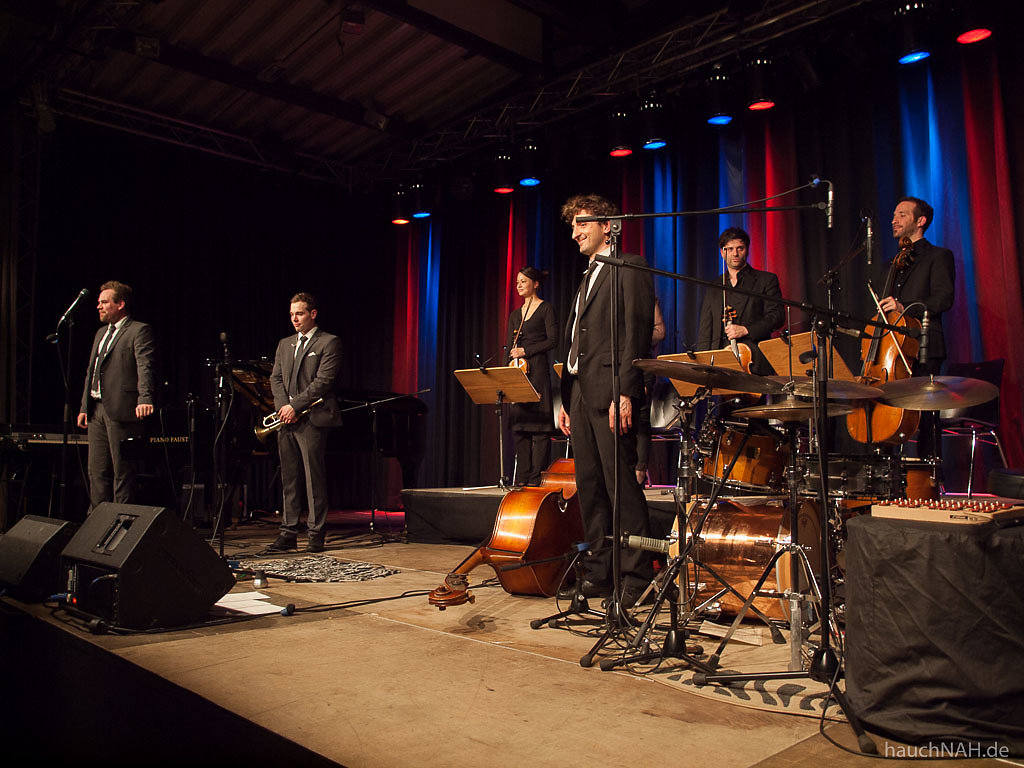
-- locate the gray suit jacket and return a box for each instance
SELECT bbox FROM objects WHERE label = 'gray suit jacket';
[79,317,156,421]
[270,328,342,427]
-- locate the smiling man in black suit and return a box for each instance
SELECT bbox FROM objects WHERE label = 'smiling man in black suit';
[77,280,156,511]
[557,194,655,608]
[268,292,343,552]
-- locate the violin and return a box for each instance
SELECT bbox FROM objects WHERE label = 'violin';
[508,301,531,374]
[845,236,921,445]
[722,305,752,372]
[427,459,583,609]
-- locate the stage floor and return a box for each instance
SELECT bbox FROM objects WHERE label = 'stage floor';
[2,511,1016,768]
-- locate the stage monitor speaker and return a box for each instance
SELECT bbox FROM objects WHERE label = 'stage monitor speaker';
[0,515,78,602]
[61,502,235,629]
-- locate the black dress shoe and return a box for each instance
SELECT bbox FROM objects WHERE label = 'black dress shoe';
[268,534,297,552]
[306,534,326,553]
[557,579,612,600]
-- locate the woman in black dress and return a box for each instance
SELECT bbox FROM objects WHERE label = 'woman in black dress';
[506,266,557,486]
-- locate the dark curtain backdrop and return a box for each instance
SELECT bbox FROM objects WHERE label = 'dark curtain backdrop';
[22,35,1024,504]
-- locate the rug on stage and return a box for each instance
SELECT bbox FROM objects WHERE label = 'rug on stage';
[236,556,399,583]
[643,622,846,721]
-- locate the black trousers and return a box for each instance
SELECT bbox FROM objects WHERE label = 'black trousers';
[568,379,653,588]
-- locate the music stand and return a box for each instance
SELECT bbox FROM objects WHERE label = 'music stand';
[758,332,856,381]
[455,366,539,490]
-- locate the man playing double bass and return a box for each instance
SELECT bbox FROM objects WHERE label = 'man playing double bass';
[878,196,955,458]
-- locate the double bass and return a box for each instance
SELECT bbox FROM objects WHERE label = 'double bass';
[845,237,921,444]
[427,459,583,609]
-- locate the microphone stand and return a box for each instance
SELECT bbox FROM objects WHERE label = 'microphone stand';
[54,315,77,520]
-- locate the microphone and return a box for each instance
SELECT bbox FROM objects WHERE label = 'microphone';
[622,533,673,555]
[920,310,929,364]
[46,332,59,343]
[809,175,821,187]
[798,349,817,364]
[826,181,834,229]
[58,288,90,326]
[862,208,873,266]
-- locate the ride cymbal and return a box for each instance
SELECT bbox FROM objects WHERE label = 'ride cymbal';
[634,359,783,395]
[765,376,883,400]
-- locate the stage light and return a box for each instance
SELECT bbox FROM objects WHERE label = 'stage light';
[409,180,431,219]
[955,5,992,45]
[746,57,775,111]
[639,93,667,150]
[706,65,734,126]
[518,139,541,187]
[895,1,935,65]
[608,108,633,157]
[493,147,515,194]
[391,187,410,225]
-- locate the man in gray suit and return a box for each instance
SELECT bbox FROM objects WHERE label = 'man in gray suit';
[77,280,156,510]
[268,292,343,552]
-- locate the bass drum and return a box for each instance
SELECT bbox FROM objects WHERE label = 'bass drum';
[673,496,821,621]
[697,421,788,492]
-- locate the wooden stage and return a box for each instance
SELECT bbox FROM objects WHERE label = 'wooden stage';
[2,502,1019,768]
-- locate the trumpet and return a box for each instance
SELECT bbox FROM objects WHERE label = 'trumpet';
[254,398,323,443]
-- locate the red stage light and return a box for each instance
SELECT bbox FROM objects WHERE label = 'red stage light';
[957,28,992,44]
[748,100,776,111]
[392,217,410,225]
[609,148,633,157]
[494,186,515,195]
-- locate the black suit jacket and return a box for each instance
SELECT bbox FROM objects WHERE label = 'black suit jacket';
[697,265,784,375]
[270,329,343,427]
[79,317,156,421]
[560,253,654,409]
[890,237,955,360]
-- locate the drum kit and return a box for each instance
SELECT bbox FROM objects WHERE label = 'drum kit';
[629,358,1001,671]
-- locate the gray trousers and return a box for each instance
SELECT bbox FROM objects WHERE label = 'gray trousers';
[87,402,140,510]
[277,419,330,536]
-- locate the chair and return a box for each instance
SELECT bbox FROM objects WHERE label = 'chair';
[938,359,1007,497]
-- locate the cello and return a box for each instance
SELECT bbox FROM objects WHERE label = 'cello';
[845,236,921,445]
[427,459,583,609]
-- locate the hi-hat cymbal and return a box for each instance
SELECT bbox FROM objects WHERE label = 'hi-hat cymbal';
[733,396,854,422]
[878,376,999,411]
[634,359,783,395]
[765,376,883,400]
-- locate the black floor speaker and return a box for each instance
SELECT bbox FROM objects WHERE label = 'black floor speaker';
[61,502,235,629]
[0,515,78,602]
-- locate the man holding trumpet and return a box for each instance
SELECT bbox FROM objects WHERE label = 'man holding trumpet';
[268,292,343,552]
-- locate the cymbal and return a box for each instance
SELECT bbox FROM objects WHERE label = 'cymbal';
[878,376,999,411]
[765,376,883,400]
[634,359,783,395]
[733,396,854,422]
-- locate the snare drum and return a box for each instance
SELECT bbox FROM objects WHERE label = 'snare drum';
[796,454,899,499]
[698,422,788,492]
[672,497,821,620]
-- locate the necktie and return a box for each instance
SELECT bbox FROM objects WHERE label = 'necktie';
[290,335,307,392]
[568,261,597,370]
[91,324,115,396]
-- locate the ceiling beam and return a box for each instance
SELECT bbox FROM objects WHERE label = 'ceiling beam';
[360,0,542,74]
[104,29,421,138]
